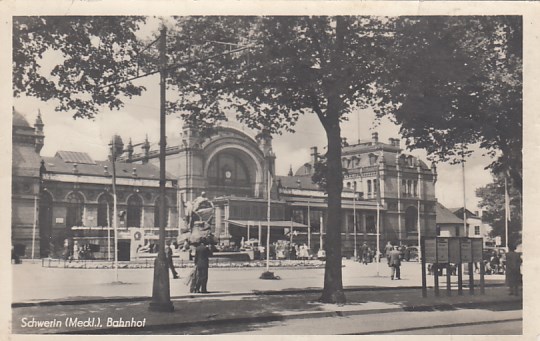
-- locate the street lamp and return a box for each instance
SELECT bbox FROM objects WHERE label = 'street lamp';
[353,181,357,260]
[109,134,124,282]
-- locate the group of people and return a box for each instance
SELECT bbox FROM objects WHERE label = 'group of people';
[165,237,213,294]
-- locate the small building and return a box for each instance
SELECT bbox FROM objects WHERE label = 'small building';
[435,202,465,237]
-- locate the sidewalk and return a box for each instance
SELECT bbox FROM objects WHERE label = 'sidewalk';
[12,286,521,334]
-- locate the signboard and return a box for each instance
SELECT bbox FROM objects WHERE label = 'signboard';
[472,238,483,262]
[437,238,449,263]
[448,238,461,263]
[424,238,437,263]
[460,238,472,263]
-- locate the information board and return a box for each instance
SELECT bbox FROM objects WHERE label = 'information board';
[460,238,472,263]
[436,238,449,263]
[424,238,437,263]
[471,238,483,262]
[448,238,461,263]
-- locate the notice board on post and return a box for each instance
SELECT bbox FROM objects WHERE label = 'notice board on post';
[472,238,483,262]
[448,238,461,264]
[424,238,437,263]
[460,238,472,263]
[436,238,449,263]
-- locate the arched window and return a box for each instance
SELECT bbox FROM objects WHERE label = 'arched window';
[66,192,84,227]
[97,193,113,227]
[154,196,169,228]
[127,195,143,227]
[405,206,418,233]
[207,152,251,188]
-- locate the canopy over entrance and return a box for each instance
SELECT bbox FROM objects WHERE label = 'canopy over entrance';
[226,220,308,229]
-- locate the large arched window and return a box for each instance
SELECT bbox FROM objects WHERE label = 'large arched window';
[154,197,169,228]
[127,195,143,227]
[207,152,251,188]
[405,206,418,233]
[97,193,113,227]
[66,192,84,227]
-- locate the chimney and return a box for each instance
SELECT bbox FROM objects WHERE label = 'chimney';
[310,147,319,165]
[388,138,394,146]
[395,139,400,148]
[371,132,378,143]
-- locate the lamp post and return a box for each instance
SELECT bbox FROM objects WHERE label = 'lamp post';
[109,134,123,282]
[149,25,174,312]
[353,182,357,260]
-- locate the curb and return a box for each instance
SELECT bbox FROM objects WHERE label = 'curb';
[51,297,522,335]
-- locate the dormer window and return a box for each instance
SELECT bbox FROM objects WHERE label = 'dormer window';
[369,153,378,165]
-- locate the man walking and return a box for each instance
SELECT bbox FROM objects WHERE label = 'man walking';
[194,238,212,293]
[165,241,179,279]
[388,246,402,280]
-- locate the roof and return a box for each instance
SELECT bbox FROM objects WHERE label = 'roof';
[41,155,176,181]
[436,202,464,225]
[448,207,479,219]
[13,108,31,128]
[276,175,320,190]
[55,151,96,165]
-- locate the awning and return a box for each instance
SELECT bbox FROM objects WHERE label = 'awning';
[226,220,308,229]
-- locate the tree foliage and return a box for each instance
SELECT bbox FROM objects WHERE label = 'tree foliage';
[386,16,522,191]
[476,175,522,247]
[13,16,148,118]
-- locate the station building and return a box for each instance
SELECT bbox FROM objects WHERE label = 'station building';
[12,108,445,259]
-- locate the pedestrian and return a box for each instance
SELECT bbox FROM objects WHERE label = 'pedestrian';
[384,241,393,262]
[194,238,212,293]
[166,241,179,279]
[505,244,522,296]
[388,246,402,280]
[360,242,370,265]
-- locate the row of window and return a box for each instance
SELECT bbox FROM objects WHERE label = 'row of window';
[341,154,417,169]
[344,178,420,198]
[42,191,170,228]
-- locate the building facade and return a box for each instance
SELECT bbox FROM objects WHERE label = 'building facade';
[13,108,440,259]
[12,109,178,260]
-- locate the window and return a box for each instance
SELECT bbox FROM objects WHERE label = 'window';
[127,195,143,227]
[366,215,376,234]
[367,180,372,198]
[154,196,169,228]
[413,180,418,197]
[66,192,84,227]
[474,226,480,235]
[373,179,378,199]
[436,225,441,236]
[405,206,418,233]
[97,193,113,227]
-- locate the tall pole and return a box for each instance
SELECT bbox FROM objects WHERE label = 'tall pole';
[376,166,381,276]
[417,170,422,262]
[462,160,467,237]
[149,25,174,312]
[107,201,111,260]
[31,195,37,260]
[266,169,271,272]
[307,196,311,249]
[353,182,357,260]
[111,137,119,282]
[505,177,509,251]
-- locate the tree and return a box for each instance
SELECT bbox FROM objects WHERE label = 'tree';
[13,15,518,304]
[476,175,522,247]
[385,16,522,192]
[13,16,148,118]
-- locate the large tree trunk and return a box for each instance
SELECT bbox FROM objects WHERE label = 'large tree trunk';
[319,110,346,304]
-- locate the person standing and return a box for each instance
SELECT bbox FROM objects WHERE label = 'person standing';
[194,238,212,293]
[166,241,179,279]
[388,246,402,280]
[384,241,393,262]
[505,245,522,296]
[360,242,370,265]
